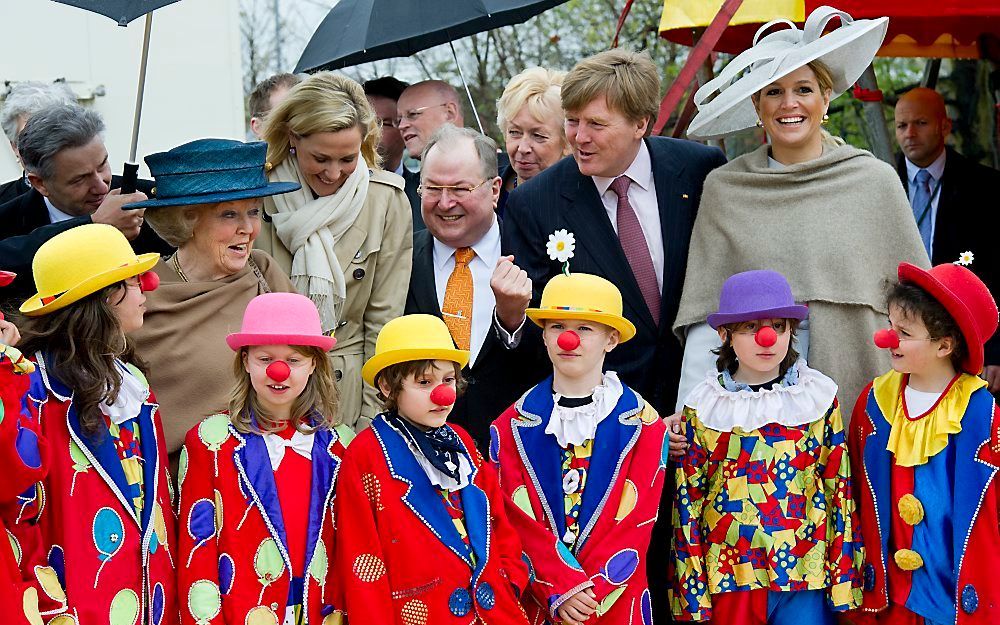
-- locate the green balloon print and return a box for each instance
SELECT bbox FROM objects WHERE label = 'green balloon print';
[254,538,285,586]
[109,588,139,625]
[189,580,222,622]
[6,529,20,566]
[198,415,230,451]
[309,538,328,583]
[178,446,189,488]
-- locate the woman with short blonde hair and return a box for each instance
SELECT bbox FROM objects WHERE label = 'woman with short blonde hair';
[257,71,413,431]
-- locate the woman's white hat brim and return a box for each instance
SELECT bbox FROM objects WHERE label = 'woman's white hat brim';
[687,7,889,141]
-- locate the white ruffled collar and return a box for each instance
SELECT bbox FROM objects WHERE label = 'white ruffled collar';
[546,372,624,448]
[99,360,150,425]
[682,361,837,432]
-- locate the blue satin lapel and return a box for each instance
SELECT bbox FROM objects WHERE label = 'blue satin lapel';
[67,403,134,520]
[304,429,337,569]
[237,434,289,559]
[578,389,641,547]
[136,402,159,531]
[952,389,997,563]
[460,481,489,583]
[863,392,894,564]
[372,417,473,567]
[517,379,566,538]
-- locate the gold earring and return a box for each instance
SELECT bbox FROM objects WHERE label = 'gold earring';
[822,113,830,124]
[755,119,763,127]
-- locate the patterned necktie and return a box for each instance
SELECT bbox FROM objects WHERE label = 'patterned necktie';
[910,169,933,255]
[609,176,660,324]
[442,247,475,350]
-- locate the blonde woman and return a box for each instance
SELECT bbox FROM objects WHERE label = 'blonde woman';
[496,67,570,214]
[259,72,412,430]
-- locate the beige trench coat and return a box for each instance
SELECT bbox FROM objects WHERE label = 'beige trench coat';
[256,168,413,430]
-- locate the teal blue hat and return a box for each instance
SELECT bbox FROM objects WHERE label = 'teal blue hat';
[123,138,300,208]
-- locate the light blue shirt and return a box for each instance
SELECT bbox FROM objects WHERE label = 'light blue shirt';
[904,150,947,258]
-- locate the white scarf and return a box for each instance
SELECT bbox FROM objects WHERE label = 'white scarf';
[546,372,625,448]
[269,156,370,332]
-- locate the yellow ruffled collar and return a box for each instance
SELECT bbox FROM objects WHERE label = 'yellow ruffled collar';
[873,369,986,467]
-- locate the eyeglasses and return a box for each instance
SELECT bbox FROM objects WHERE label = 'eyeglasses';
[417,179,491,200]
[393,103,449,127]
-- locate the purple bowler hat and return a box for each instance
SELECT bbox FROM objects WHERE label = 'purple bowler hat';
[706,270,809,329]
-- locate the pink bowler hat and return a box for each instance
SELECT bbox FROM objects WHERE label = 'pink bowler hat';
[227,293,336,351]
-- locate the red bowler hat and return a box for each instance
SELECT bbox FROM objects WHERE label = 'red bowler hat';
[898,262,999,374]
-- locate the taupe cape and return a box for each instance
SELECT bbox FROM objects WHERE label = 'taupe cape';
[132,250,296,454]
[673,140,930,412]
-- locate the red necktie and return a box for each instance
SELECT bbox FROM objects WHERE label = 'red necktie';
[609,176,660,324]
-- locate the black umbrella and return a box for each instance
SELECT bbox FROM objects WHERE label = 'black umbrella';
[295,0,570,132]
[52,0,182,193]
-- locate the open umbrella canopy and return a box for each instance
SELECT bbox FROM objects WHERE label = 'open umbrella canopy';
[659,0,1000,58]
[52,0,181,26]
[295,0,570,72]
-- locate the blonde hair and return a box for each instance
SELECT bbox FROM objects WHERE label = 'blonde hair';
[263,72,382,169]
[561,49,660,126]
[752,60,835,104]
[229,345,340,434]
[497,67,566,135]
[144,204,204,247]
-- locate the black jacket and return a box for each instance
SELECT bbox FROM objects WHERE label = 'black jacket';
[896,147,1000,365]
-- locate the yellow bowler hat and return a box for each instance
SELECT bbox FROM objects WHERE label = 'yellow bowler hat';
[526,273,637,342]
[362,314,470,386]
[20,224,160,316]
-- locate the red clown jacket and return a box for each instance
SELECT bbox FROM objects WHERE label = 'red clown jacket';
[848,372,1000,624]
[177,414,348,625]
[490,377,668,624]
[10,352,178,625]
[334,414,529,625]
[0,346,47,625]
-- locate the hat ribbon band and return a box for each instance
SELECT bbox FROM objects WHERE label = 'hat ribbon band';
[154,164,268,199]
[544,306,615,314]
[40,291,67,305]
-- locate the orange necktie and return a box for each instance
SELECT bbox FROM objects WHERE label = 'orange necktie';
[442,247,475,350]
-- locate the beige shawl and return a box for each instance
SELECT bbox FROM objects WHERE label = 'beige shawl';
[674,139,930,411]
[132,250,296,453]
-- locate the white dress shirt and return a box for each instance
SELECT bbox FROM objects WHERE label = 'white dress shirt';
[432,218,501,366]
[44,196,77,224]
[904,149,946,258]
[592,141,665,292]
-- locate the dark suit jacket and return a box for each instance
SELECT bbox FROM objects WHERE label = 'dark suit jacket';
[502,137,726,414]
[896,147,1000,364]
[405,227,545,453]
[0,176,172,308]
[0,176,30,206]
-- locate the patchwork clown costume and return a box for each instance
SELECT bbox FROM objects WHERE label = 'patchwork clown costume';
[669,270,863,624]
[335,315,530,625]
[177,292,348,625]
[0,343,46,625]
[491,272,669,624]
[848,263,1000,625]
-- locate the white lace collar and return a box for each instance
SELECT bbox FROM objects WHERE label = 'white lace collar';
[546,372,624,447]
[682,361,837,432]
[99,360,150,425]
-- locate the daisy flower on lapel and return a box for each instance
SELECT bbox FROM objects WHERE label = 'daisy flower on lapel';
[955,251,974,266]
[546,229,575,276]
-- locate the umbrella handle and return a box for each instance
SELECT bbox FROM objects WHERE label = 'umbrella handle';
[120,162,139,196]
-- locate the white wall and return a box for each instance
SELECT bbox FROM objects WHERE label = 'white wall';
[0,0,244,181]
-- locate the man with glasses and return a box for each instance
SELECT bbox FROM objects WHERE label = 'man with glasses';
[363,76,410,177]
[404,124,541,453]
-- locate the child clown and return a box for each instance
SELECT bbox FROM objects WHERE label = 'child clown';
[334,314,530,625]
[491,231,668,624]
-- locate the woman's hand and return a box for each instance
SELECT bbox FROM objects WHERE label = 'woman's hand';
[556,588,598,625]
[662,412,688,460]
[0,318,20,347]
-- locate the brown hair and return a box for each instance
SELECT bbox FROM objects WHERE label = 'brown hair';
[248,73,301,119]
[561,49,660,126]
[17,283,148,438]
[229,345,340,434]
[714,319,801,378]
[374,359,465,413]
[887,282,966,370]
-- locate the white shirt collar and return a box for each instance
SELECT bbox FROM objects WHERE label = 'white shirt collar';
[592,140,652,197]
[431,217,500,273]
[905,148,947,183]
[44,196,77,223]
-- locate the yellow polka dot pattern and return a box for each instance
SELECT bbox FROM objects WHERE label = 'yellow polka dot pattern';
[362,473,384,511]
[400,599,428,625]
[353,553,386,582]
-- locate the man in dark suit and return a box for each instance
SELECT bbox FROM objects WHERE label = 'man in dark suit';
[894,86,1000,390]
[502,49,725,624]
[0,104,170,306]
[404,124,543,453]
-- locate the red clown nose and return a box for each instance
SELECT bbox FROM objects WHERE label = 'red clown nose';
[754,326,777,347]
[873,328,900,349]
[266,361,291,383]
[557,330,580,351]
[430,384,456,406]
[138,271,160,292]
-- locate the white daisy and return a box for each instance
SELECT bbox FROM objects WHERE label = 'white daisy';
[546,229,575,263]
[956,251,974,266]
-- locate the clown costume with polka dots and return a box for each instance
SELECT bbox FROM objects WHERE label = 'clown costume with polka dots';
[848,262,1000,625]
[177,293,350,624]
[669,271,864,624]
[6,225,179,624]
[491,252,669,624]
[334,315,529,625]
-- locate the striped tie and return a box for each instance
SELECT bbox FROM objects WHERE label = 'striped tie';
[610,176,660,324]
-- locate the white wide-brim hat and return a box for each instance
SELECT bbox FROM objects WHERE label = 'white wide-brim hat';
[687,6,889,140]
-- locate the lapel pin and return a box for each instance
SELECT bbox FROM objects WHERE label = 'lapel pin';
[682,194,689,199]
